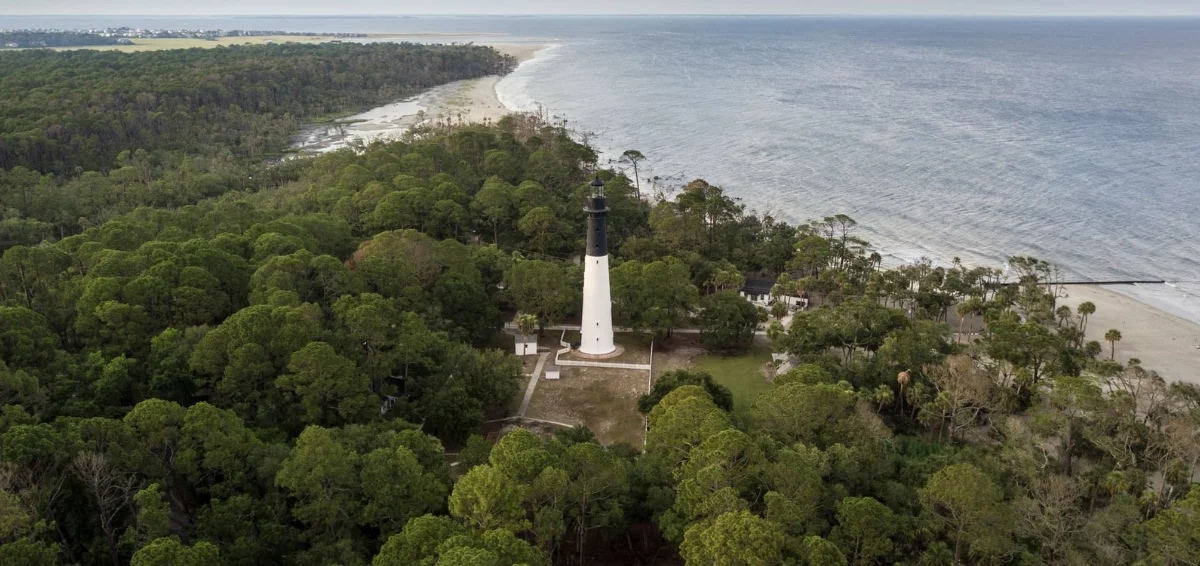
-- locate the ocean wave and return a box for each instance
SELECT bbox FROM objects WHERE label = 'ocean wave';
[495,43,563,112]
[1107,282,1200,326]
[493,19,1200,298]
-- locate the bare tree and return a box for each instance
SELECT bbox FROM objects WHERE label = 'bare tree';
[1016,475,1088,563]
[72,452,139,566]
[921,355,996,443]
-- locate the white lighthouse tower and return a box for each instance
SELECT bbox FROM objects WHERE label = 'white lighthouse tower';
[579,176,616,355]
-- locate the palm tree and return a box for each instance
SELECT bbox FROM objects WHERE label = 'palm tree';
[516,313,538,353]
[1104,328,1122,360]
[897,371,910,415]
[956,296,985,341]
[873,385,894,412]
[955,302,972,341]
[1055,305,1073,327]
[1077,301,1096,334]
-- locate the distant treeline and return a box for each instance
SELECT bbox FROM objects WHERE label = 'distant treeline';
[0,42,517,173]
[0,31,120,48]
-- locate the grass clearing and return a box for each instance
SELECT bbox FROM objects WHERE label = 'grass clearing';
[523,365,648,447]
[691,344,774,413]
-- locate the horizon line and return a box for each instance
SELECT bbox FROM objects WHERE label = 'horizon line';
[6,13,1200,18]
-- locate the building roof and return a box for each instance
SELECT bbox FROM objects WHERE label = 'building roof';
[742,277,775,296]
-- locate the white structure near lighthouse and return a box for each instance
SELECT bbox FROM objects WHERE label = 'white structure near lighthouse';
[579,176,616,355]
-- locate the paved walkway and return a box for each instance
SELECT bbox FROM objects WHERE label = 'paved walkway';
[517,351,551,417]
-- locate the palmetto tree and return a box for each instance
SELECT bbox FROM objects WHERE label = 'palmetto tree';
[955,296,985,341]
[1104,328,1122,360]
[516,313,538,350]
[955,302,972,341]
[872,385,895,412]
[1077,301,1096,334]
[1055,305,1073,327]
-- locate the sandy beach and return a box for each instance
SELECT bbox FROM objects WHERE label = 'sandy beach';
[422,43,549,126]
[290,42,548,154]
[1058,285,1200,385]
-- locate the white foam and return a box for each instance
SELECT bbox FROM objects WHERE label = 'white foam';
[495,44,562,113]
[1105,282,1200,326]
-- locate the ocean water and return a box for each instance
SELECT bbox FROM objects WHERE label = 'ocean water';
[6,15,1200,314]
[492,18,1200,282]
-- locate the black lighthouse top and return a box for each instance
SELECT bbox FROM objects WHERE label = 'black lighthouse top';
[585,176,609,257]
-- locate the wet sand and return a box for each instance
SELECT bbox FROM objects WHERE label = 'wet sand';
[1058,285,1200,385]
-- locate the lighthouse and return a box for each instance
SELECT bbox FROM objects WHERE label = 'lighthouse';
[579,176,615,355]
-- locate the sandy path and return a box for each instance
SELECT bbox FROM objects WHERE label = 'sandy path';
[1058,285,1200,385]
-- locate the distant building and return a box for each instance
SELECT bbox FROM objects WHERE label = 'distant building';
[116,38,133,45]
[3,42,18,48]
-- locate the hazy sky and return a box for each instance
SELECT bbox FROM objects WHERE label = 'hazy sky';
[3,0,1199,16]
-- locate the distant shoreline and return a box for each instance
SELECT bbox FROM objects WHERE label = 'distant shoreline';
[21,32,514,52]
[288,43,550,154]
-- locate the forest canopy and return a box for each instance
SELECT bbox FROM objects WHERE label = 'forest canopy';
[0,42,516,173]
[0,43,1197,566]
[0,32,121,49]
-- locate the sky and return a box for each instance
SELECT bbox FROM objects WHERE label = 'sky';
[3,0,1200,17]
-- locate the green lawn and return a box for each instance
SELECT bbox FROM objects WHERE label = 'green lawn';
[691,345,774,413]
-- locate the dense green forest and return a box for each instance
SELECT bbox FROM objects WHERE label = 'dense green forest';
[0,42,515,247]
[1,45,1198,566]
[0,43,514,173]
[0,32,120,49]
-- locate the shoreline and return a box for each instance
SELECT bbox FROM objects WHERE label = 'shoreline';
[437,63,1200,387]
[289,42,551,154]
[1058,285,1200,386]
[280,39,1200,386]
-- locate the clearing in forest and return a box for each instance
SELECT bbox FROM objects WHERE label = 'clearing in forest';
[523,364,649,447]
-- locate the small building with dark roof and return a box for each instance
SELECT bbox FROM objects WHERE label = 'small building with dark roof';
[740,276,808,310]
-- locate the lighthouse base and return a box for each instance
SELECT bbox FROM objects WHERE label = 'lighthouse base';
[570,344,625,360]
[579,254,616,356]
